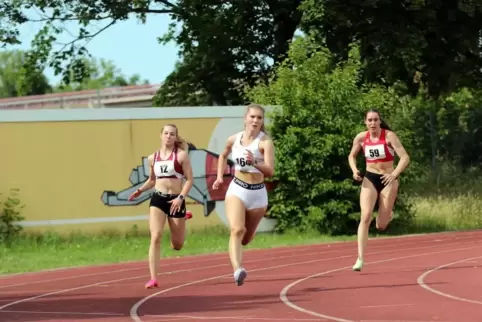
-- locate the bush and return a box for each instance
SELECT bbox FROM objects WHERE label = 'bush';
[0,188,25,245]
[247,35,415,235]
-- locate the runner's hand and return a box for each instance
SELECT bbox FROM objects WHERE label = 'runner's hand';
[168,197,183,215]
[353,171,363,182]
[128,189,142,201]
[212,178,223,190]
[381,173,397,185]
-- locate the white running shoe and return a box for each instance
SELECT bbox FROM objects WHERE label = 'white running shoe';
[234,267,248,286]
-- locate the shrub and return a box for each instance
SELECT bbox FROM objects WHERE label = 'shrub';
[0,188,25,245]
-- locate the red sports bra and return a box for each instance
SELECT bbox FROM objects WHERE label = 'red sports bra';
[362,129,395,163]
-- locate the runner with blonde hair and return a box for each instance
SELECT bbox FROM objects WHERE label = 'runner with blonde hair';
[129,123,194,289]
[212,104,275,286]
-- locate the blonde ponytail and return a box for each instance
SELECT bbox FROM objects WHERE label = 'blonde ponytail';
[175,135,189,151]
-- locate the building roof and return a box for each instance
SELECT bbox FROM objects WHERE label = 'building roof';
[0,84,162,110]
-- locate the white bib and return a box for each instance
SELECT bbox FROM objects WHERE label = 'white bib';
[364,144,386,161]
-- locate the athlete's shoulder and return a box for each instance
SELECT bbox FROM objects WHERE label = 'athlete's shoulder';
[147,152,156,163]
[384,129,396,137]
[227,132,240,144]
[355,131,367,141]
[260,132,273,144]
[176,148,188,159]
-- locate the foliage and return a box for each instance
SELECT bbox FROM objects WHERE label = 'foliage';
[248,35,414,234]
[0,188,25,246]
[54,57,149,92]
[0,49,147,99]
[0,50,52,98]
[301,0,482,99]
[1,0,303,105]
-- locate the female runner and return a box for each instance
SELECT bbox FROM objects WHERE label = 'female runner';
[212,104,275,286]
[348,108,410,271]
[128,124,193,288]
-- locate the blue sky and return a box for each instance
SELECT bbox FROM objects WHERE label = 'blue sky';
[4,12,179,86]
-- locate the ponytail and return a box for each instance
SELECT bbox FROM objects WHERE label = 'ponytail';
[380,119,392,131]
[175,135,189,151]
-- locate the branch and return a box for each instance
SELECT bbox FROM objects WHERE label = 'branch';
[155,0,177,8]
[132,8,172,14]
[55,19,117,54]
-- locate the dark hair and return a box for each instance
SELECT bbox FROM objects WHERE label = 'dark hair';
[365,108,392,131]
[245,104,267,133]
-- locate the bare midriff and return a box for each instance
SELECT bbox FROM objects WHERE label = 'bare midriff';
[234,170,265,185]
[154,178,183,194]
[366,161,395,175]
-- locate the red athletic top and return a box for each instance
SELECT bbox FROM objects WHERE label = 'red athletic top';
[362,129,395,163]
[152,148,184,179]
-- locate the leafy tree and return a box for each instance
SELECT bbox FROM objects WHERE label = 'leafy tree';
[0,50,52,98]
[248,35,415,234]
[1,0,303,105]
[54,57,149,92]
[301,0,482,98]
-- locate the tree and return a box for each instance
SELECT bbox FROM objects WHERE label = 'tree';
[301,0,482,97]
[1,0,303,105]
[54,57,149,92]
[0,50,52,98]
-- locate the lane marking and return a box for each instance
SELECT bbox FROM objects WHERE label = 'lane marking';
[0,309,124,316]
[279,244,482,322]
[359,304,414,309]
[145,315,324,321]
[417,255,482,305]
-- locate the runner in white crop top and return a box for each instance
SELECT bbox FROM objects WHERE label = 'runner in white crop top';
[230,131,265,174]
[212,104,275,287]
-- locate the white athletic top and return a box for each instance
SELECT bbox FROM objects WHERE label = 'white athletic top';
[231,131,265,173]
[152,148,184,179]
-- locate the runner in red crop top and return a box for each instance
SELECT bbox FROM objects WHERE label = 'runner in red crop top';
[362,128,395,163]
[348,109,410,272]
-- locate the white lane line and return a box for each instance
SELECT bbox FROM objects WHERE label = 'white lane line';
[359,304,414,309]
[279,244,482,322]
[0,309,124,316]
[145,315,324,321]
[417,255,482,305]
[130,242,482,322]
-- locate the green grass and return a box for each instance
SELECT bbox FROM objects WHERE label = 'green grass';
[404,167,482,233]
[0,225,356,275]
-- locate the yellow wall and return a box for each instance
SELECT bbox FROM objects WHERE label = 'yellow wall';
[0,117,225,233]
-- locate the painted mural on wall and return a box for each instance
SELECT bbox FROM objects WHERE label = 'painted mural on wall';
[101,118,279,232]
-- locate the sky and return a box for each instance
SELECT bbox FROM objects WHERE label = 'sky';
[3,10,180,86]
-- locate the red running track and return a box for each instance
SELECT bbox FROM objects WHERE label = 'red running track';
[0,230,481,322]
